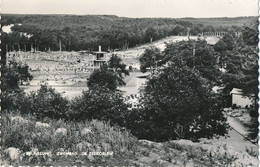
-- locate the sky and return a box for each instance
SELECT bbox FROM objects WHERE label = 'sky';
[1,0,259,18]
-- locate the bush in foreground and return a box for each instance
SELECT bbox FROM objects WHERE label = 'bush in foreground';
[1,113,138,166]
[20,85,71,120]
[70,85,129,126]
[2,113,257,166]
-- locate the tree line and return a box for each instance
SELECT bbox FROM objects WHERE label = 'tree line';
[1,14,255,53]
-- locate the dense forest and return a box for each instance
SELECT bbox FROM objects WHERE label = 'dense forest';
[1,14,257,52]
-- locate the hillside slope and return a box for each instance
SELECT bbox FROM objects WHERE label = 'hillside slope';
[108,35,220,66]
[1,113,258,166]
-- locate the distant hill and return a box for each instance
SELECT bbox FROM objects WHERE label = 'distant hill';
[2,14,256,28]
[2,14,257,27]
[1,14,257,51]
[180,16,257,27]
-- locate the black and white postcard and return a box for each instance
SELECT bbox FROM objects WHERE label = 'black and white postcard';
[1,0,259,166]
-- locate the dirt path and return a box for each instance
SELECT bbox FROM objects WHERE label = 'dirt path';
[226,116,258,152]
[227,116,250,136]
[200,115,258,155]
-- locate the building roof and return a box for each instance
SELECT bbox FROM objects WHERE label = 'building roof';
[230,88,243,95]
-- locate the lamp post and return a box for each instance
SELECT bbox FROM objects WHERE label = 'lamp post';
[192,43,196,67]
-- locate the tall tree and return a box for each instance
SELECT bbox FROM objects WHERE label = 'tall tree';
[164,39,220,86]
[136,63,227,141]
[87,64,128,91]
[145,27,158,43]
[108,54,129,81]
[214,31,244,93]
[139,47,163,73]
[87,66,118,91]
[1,60,33,113]
[2,61,33,89]
[214,31,239,68]
[240,22,259,105]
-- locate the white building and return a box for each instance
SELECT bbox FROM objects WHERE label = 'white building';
[230,88,253,108]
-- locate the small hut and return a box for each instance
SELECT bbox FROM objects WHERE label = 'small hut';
[230,88,253,108]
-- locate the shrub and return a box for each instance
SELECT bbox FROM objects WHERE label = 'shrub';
[1,61,33,89]
[249,108,259,118]
[1,88,27,113]
[2,113,138,165]
[232,104,237,109]
[70,85,129,126]
[2,115,33,152]
[21,85,70,119]
[88,62,128,91]
[87,68,119,90]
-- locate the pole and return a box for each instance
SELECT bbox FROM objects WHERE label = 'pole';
[59,39,62,51]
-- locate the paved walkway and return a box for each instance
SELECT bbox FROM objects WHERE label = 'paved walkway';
[205,115,258,154]
[227,116,249,136]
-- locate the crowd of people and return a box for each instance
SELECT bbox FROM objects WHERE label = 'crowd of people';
[7,51,96,85]
[6,51,141,86]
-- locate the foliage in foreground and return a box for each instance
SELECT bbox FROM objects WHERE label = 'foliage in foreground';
[3,84,129,126]
[1,61,33,89]
[1,113,138,166]
[129,64,227,141]
[1,60,34,112]
[2,113,257,166]
[3,73,228,142]
[3,85,71,120]
[70,85,129,126]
